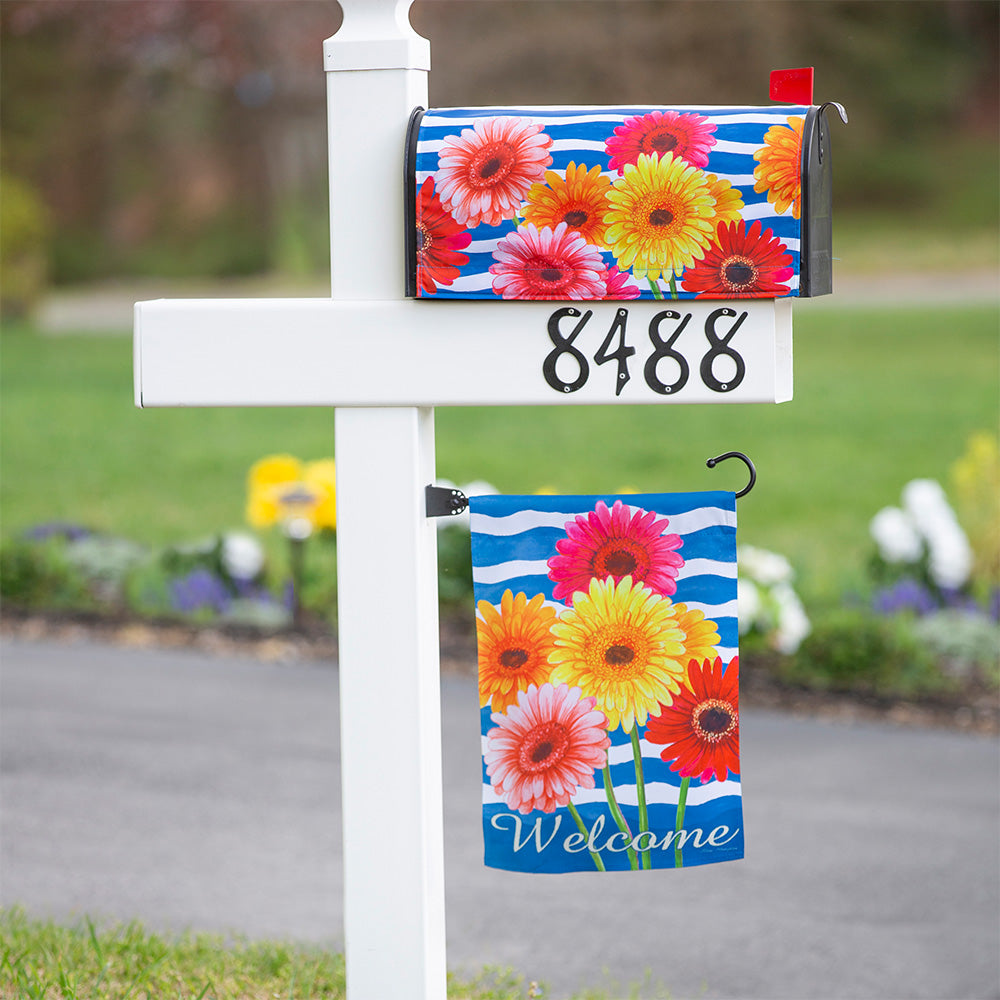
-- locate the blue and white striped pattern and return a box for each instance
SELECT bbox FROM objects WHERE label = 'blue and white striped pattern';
[414,105,809,300]
[470,492,743,873]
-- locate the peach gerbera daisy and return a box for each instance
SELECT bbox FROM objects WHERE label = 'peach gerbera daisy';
[435,116,553,228]
[604,152,717,281]
[485,682,610,814]
[489,222,607,299]
[753,116,805,219]
[478,590,560,712]
[549,575,689,733]
[522,162,612,246]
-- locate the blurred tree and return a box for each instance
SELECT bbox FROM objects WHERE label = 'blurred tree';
[0,0,995,285]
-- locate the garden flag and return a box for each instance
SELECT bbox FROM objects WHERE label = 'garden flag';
[470,492,742,873]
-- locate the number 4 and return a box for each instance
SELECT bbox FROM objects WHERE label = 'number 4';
[593,308,636,397]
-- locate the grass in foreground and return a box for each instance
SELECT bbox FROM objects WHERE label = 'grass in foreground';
[0,909,586,1000]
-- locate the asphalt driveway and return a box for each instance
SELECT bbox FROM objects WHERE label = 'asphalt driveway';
[2,636,998,999]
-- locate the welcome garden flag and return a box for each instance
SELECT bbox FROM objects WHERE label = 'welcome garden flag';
[469,492,742,873]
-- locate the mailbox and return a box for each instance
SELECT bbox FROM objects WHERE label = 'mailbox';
[405,99,845,301]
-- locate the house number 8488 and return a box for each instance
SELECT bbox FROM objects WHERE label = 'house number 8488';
[542,305,747,397]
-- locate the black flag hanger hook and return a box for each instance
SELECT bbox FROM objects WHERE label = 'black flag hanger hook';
[706,451,756,499]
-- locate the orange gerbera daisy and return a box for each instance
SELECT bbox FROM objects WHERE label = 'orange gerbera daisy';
[604,152,717,281]
[436,116,553,228]
[522,162,612,246]
[478,590,559,712]
[753,116,805,219]
[646,656,740,783]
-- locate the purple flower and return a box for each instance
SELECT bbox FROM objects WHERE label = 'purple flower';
[22,522,92,542]
[170,568,231,615]
[872,578,937,617]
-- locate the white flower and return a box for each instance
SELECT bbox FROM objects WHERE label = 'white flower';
[902,479,955,536]
[737,578,763,634]
[926,522,973,589]
[869,506,922,564]
[221,532,265,580]
[899,478,973,588]
[738,544,794,585]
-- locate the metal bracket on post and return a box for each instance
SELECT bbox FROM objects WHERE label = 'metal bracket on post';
[425,485,468,517]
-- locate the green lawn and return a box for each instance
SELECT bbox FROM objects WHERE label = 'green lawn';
[2,302,996,601]
[0,908,564,1000]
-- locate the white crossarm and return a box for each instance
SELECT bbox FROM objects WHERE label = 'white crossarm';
[134,296,792,408]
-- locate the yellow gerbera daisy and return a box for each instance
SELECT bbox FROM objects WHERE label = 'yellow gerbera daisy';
[478,590,560,712]
[548,575,688,732]
[753,116,804,219]
[705,173,745,227]
[604,152,718,281]
[672,603,721,668]
[303,459,337,530]
[522,162,612,246]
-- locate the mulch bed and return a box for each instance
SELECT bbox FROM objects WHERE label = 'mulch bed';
[3,606,997,735]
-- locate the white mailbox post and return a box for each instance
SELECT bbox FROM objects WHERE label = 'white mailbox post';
[133,3,796,997]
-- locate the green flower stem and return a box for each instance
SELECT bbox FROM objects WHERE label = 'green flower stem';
[674,776,691,869]
[602,763,638,871]
[647,277,664,300]
[630,727,651,870]
[288,535,306,628]
[567,801,606,872]
[668,273,679,300]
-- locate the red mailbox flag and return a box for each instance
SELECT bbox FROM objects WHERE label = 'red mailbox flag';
[770,67,814,105]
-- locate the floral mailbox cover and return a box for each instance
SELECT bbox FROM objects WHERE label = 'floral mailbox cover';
[406,104,837,301]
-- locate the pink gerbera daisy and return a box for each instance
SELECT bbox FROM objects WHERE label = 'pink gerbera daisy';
[485,682,610,814]
[606,110,717,173]
[548,500,685,604]
[601,265,641,300]
[435,116,553,228]
[490,222,607,299]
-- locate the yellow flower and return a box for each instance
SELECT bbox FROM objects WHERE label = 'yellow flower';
[245,454,336,533]
[950,432,1000,584]
[478,590,559,712]
[522,162,612,246]
[303,459,338,530]
[753,116,805,219]
[604,152,717,281]
[549,575,689,733]
[705,173,745,226]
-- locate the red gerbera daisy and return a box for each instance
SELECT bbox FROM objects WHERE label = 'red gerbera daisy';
[645,656,740,783]
[606,110,717,174]
[414,177,472,296]
[489,222,607,300]
[436,116,553,228]
[485,682,610,814]
[547,500,684,605]
[680,220,794,298]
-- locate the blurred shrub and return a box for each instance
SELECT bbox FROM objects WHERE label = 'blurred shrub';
[781,608,949,699]
[0,173,49,319]
[912,609,1000,688]
[0,538,91,609]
